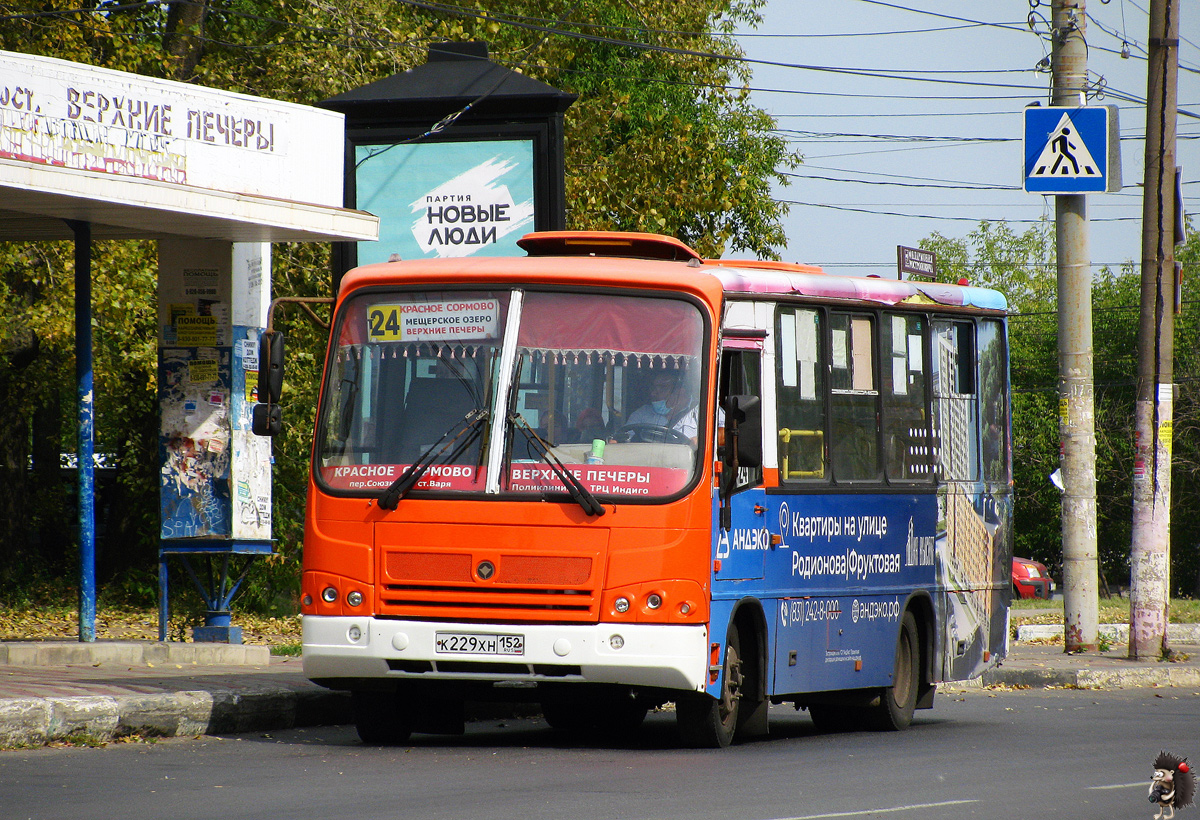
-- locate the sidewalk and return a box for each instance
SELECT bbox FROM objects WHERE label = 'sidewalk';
[0,642,350,748]
[0,638,1197,748]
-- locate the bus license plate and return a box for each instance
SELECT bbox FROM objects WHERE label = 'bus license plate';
[434,632,525,656]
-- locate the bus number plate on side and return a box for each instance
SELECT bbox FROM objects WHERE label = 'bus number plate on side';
[435,632,524,656]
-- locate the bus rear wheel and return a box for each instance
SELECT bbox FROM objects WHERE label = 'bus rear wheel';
[351,689,413,745]
[865,610,919,731]
[677,627,742,748]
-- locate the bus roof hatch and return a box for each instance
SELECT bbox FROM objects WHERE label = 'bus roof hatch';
[517,231,702,262]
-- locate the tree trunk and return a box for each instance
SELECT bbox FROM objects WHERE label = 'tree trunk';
[164,0,210,82]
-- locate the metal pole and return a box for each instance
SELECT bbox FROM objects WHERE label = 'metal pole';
[1052,0,1098,652]
[1129,0,1179,660]
[67,219,96,643]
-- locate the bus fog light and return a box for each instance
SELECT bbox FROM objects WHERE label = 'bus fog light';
[321,586,338,603]
[647,593,663,609]
[614,597,630,613]
[348,625,362,642]
[609,634,625,650]
[347,590,363,607]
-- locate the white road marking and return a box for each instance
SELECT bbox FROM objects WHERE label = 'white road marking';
[769,799,980,820]
[1086,782,1148,790]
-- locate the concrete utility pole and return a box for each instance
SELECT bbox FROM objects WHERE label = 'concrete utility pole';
[1129,0,1180,660]
[1052,0,1099,652]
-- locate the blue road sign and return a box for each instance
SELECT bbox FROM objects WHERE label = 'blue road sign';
[1024,106,1118,194]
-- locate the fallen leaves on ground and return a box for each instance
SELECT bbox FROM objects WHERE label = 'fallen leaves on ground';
[0,607,301,647]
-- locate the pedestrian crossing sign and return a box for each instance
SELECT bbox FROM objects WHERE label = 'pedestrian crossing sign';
[1024,106,1121,194]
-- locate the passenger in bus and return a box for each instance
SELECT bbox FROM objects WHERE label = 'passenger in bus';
[626,371,698,440]
[573,406,608,443]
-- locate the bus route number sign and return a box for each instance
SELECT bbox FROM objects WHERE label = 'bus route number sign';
[366,300,501,343]
[435,631,525,656]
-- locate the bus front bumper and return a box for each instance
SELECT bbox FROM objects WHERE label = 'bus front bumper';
[302,616,709,693]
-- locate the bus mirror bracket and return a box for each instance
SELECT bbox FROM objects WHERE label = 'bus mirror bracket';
[250,296,334,438]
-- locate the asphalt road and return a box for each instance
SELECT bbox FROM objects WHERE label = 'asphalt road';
[1,686,1194,820]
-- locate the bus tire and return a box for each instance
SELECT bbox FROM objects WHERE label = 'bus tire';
[865,610,919,731]
[351,689,413,745]
[676,626,742,748]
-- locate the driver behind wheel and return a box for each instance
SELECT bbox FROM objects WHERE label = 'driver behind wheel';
[625,370,698,441]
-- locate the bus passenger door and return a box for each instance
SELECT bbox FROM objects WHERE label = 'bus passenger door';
[714,344,767,581]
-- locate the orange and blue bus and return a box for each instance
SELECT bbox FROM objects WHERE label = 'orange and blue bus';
[294,231,1011,747]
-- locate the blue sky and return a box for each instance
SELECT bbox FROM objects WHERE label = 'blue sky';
[733,0,1199,277]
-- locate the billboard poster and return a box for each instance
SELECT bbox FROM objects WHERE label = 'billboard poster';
[354,139,535,263]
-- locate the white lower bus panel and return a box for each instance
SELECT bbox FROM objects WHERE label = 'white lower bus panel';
[302,616,710,692]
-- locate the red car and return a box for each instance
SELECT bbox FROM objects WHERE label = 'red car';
[1012,557,1056,599]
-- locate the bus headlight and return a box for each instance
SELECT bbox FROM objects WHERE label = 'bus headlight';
[321,586,338,603]
[646,593,663,610]
[614,597,630,613]
[347,590,363,607]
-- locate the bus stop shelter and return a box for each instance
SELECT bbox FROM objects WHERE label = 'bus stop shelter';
[0,50,379,640]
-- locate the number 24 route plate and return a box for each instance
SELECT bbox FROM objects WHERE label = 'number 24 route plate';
[435,632,525,656]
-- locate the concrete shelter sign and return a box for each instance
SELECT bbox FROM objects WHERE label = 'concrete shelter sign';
[0,49,344,206]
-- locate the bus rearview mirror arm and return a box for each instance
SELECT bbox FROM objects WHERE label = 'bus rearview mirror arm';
[249,297,334,438]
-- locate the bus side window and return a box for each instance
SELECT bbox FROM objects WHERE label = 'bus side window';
[720,348,763,490]
[829,313,880,482]
[978,319,1010,484]
[775,308,826,481]
[931,319,979,481]
[882,313,931,481]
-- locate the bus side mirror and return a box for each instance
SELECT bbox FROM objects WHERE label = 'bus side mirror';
[252,402,282,437]
[258,330,285,405]
[722,394,762,468]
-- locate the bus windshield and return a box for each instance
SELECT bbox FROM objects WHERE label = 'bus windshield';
[316,288,707,501]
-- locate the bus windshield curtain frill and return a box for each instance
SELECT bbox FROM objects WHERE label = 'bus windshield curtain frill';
[335,343,490,363]
[517,292,701,357]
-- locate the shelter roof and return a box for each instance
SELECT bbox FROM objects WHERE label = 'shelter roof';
[0,157,377,243]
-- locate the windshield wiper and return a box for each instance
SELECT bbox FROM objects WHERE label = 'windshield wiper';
[377,409,488,510]
[508,414,605,517]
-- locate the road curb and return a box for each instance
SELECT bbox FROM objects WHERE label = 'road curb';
[974,661,1200,690]
[0,686,351,748]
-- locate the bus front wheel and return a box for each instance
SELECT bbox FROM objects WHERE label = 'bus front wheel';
[351,689,413,745]
[865,610,920,731]
[677,627,742,748]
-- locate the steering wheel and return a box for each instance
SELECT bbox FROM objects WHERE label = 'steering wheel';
[614,423,691,444]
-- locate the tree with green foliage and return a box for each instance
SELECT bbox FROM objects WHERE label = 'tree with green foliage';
[0,0,797,610]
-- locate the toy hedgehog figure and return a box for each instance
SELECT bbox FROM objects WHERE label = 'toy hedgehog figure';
[1150,751,1195,820]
